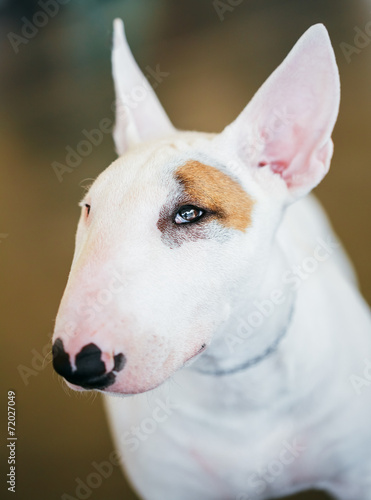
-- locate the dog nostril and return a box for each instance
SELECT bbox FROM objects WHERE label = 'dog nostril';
[75,343,106,379]
[113,352,126,372]
[52,338,72,379]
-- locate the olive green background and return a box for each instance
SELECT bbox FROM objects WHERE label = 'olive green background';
[1,0,370,499]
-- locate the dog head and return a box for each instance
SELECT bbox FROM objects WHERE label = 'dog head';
[52,21,340,394]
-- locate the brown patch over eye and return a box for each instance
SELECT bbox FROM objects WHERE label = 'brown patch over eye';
[157,160,254,248]
[175,160,254,231]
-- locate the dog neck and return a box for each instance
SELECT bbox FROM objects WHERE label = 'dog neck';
[167,228,339,415]
[190,241,296,377]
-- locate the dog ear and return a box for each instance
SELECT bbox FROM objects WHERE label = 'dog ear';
[112,19,174,156]
[217,24,340,201]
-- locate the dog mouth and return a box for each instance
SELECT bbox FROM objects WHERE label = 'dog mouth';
[69,372,116,390]
[198,343,207,354]
[59,342,208,395]
[184,343,207,365]
[61,368,118,390]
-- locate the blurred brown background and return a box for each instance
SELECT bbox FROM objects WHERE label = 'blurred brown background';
[1,0,370,499]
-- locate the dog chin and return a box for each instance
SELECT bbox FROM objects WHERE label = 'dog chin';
[103,381,163,396]
[65,381,88,392]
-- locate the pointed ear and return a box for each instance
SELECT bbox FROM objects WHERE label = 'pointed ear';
[217,24,340,201]
[112,19,174,156]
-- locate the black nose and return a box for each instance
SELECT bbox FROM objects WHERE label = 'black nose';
[52,339,125,389]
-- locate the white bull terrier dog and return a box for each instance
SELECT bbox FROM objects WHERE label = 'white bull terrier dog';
[52,20,371,500]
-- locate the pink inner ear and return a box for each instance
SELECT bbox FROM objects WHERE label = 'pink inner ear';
[270,161,287,175]
[258,161,287,175]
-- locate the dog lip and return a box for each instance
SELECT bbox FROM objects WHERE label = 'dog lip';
[184,343,207,364]
[69,345,209,394]
[64,371,116,390]
[78,372,116,389]
[102,378,165,396]
[65,381,86,392]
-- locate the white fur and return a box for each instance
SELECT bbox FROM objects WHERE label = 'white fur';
[53,22,371,499]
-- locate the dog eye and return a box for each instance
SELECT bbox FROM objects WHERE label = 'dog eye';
[175,205,204,224]
[84,204,91,216]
